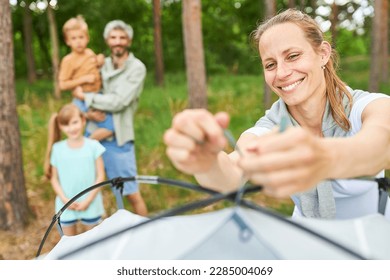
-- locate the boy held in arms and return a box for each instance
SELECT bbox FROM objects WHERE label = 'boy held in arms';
[59,15,114,141]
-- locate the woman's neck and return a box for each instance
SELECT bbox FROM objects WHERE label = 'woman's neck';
[288,95,327,137]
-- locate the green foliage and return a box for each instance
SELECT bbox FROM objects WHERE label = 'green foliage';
[338,56,370,89]
[338,56,390,94]
[336,28,370,57]
[11,0,378,79]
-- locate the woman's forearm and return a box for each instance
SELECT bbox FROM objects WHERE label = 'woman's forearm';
[324,126,390,179]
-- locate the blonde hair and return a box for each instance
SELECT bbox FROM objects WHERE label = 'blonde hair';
[62,15,89,40]
[44,104,85,179]
[251,9,352,131]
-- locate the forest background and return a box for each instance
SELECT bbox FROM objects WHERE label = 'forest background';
[1,0,390,259]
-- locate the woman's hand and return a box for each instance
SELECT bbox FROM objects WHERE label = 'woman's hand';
[163,109,229,175]
[239,127,332,197]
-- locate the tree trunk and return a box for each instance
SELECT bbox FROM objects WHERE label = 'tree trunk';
[35,25,52,73]
[263,0,276,109]
[381,0,388,82]
[329,2,338,48]
[369,0,382,92]
[153,0,164,87]
[288,0,295,9]
[23,0,37,84]
[47,4,61,99]
[299,0,306,10]
[182,0,207,109]
[0,0,30,231]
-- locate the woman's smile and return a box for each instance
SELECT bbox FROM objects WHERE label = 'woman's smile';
[278,78,304,92]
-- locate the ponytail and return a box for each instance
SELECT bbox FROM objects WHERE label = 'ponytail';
[44,113,61,179]
[44,103,84,179]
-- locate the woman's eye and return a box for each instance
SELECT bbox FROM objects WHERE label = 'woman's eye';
[287,53,300,60]
[265,62,276,70]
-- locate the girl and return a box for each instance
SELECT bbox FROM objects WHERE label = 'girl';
[44,103,106,235]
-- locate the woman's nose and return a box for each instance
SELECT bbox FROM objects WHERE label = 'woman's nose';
[276,62,292,79]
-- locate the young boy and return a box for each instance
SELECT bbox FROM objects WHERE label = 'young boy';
[59,15,114,141]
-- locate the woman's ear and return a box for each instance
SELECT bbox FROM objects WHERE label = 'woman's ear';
[320,41,332,65]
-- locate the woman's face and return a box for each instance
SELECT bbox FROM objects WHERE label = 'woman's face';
[259,22,328,107]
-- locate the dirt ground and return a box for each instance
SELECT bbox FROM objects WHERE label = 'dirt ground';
[0,195,60,260]
[0,188,118,260]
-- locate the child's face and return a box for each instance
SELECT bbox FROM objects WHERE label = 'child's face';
[59,113,85,141]
[65,29,89,54]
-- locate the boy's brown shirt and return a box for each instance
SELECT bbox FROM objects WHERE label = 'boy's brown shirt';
[59,48,102,93]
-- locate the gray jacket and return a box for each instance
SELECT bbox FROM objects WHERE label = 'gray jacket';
[85,53,146,146]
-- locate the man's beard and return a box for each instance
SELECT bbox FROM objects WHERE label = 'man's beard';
[111,46,128,57]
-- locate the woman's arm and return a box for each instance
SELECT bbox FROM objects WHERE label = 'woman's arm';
[194,133,259,192]
[164,109,250,192]
[326,97,390,177]
[238,97,390,197]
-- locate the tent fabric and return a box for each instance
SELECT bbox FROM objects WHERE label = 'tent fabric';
[43,207,390,260]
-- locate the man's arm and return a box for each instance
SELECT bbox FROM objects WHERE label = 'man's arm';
[84,61,146,113]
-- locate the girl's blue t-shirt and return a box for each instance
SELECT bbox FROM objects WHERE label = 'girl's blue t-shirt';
[50,137,105,221]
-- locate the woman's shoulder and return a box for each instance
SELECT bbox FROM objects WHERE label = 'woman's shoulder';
[349,87,389,100]
[348,87,370,99]
[349,87,390,109]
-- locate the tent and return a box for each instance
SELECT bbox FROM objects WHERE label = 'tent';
[38,176,390,260]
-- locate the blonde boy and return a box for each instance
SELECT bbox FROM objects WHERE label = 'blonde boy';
[59,15,114,141]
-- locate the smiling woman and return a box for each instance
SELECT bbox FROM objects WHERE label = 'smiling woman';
[253,9,352,135]
[259,23,331,113]
[162,8,390,221]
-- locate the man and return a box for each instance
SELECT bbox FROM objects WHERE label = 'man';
[73,20,148,216]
